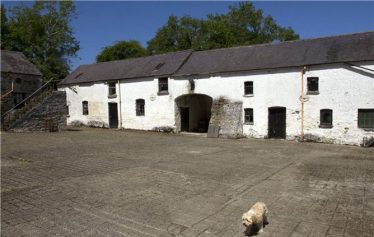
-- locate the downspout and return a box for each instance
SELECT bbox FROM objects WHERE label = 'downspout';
[118,79,122,129]
[300,66,306,142]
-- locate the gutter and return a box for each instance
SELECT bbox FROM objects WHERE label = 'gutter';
[300,66,307,142]
[118,79,122,129]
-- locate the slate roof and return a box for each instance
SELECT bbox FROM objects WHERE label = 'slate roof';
[59,32,374,85]
[1,50,42,76]
[175,31,374,76]
[59,50,192,85]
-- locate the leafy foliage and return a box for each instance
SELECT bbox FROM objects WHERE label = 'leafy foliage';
[1,1,79,81]
[96,40,147,63]
[147,2,299,54]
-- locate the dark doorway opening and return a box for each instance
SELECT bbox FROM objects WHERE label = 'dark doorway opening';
[268,107,286,139]
[108,103,118,128]
[175,94,212,133]
[180,107,189,132]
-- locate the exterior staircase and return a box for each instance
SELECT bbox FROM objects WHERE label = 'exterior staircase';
[1,79,67,132]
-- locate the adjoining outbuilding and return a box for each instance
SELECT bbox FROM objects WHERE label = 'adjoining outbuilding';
[1,50,42,112]
[58,32,374,146]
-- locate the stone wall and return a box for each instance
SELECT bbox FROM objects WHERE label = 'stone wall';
[9,91,67,132]
[209,97,243,138]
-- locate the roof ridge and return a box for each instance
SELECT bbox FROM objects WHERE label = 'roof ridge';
[82,49,193,67]
[1,50,24,54]
[191,31,374,54]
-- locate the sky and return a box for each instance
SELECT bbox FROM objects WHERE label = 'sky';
[3,1,374,71]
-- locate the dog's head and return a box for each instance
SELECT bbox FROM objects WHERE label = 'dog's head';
[242,212,253,227]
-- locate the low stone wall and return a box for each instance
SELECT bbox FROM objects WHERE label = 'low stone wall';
[209,97,243,138]
[9,91,67,132]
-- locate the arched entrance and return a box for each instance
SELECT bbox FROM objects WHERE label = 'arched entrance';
[175,94,213,133]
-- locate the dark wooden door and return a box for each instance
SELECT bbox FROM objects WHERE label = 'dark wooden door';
[108,103,118,128]
[268,107,286,139]
[180,107,189,132]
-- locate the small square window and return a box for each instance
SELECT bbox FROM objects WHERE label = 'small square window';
[158,78,168,94]
[244,108,254,124]
[320,109,332,128]
[307,77,319,94]
[358,109,374,129]
[108,82,116,97]
[244,81,253,96]
[136,99,145,116]
[82,101,88,115]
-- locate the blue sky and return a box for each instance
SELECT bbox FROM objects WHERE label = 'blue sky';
[3,1,374,71]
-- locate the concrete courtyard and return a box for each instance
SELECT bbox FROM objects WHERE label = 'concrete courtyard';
[1,128,374,237]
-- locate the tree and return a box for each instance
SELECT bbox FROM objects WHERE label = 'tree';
[96,40,147,63]
[1,1,79,81]
[1,5,10,49]
[147,15,203,54]
[147,2,299,54]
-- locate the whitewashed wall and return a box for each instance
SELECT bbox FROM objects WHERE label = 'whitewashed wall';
[60,61,374,145]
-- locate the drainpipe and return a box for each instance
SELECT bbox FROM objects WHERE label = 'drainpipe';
[118,79,122,129]
[300,66,306,142]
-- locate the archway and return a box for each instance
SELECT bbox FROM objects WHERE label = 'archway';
[175,94,213,133]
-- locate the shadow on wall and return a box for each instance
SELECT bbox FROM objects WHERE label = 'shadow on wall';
[70,120,109,128]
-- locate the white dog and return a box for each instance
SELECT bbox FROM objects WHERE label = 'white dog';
[242,202,268,234]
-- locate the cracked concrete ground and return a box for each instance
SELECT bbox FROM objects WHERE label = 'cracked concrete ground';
[1,128,374,237]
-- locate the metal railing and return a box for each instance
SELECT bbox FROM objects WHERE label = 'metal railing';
[0,89,13,102]
[1,78,57,130]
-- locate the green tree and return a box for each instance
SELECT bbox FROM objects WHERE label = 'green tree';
[1,5,10,49]
[1,1,79,81]
[147,2,299,54]
[96,40,147,63]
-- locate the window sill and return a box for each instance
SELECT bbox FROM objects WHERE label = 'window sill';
[319,124,333,129]
[243,94,254,97]
[157,91,169,96]
[307,91,319,95]
[244,122,254,125]
[360,128,374,131]
[108,94,117,98]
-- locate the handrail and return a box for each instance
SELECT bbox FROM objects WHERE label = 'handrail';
[1,89,13,101]
[2,78,55,118]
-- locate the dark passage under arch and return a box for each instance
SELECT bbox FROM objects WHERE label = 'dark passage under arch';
[175,94,213,133]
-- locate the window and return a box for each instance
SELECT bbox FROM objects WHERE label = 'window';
[358,109,374,129]
[108,82,116,97]
[307,77,319,94]
[82,101,88,115]
[320,109,332,128]
[244,108,254,124]
[136,99,145,116]
[154,63,165,71]
[158,78,168,94]
[244,81,253,96]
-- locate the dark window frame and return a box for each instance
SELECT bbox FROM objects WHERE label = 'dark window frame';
[319,109,333,128]
[358,109,374,130]
[307,77,319,95]
[244,108,254,124]
[136,99,145,116]
[158,77,168,95]
[82,101,88,115]
[108,82,117,98]
[244,81,253,96]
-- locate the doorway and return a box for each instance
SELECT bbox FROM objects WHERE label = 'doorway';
[268,107,286,139]
[180,107,189,132]
[108,103,118,128]
[175,94,212,133]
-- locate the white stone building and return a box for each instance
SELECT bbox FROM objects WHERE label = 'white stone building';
[59,32,374,146]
